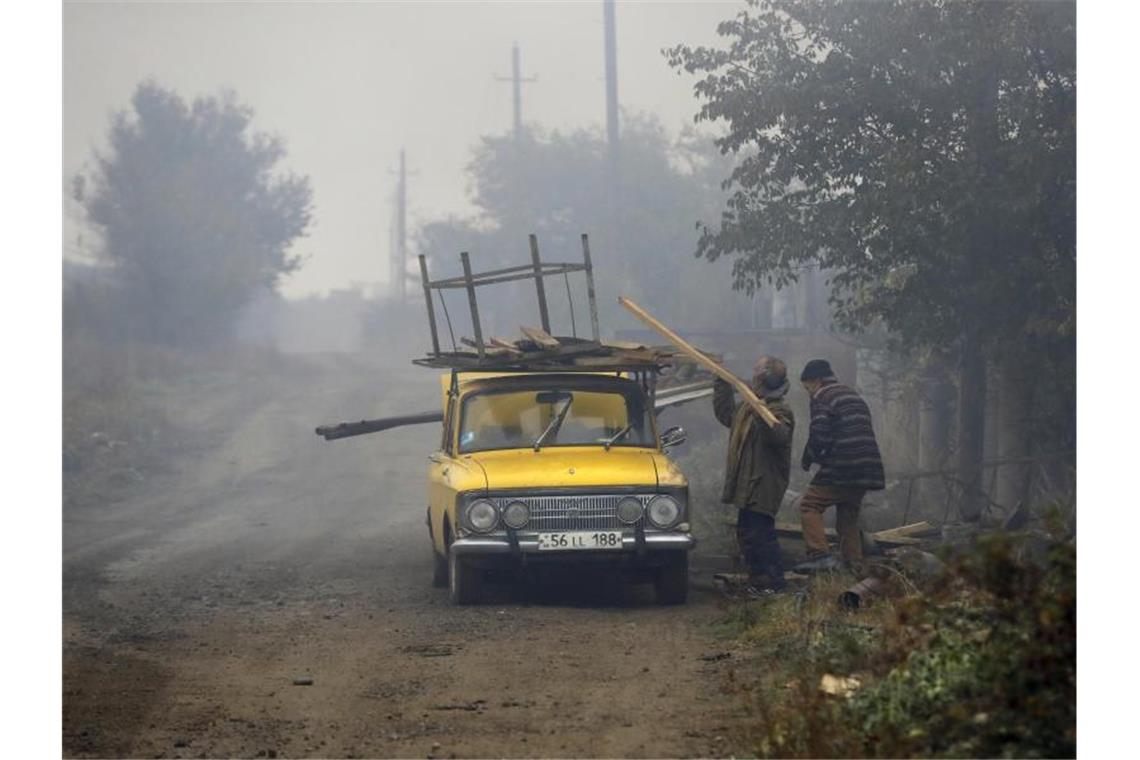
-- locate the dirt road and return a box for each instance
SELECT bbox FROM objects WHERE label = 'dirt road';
[64,354,754,759]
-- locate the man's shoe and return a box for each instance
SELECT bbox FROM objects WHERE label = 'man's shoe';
[742,584,786,599]
[793,554,842,574]
[747,573,788,592]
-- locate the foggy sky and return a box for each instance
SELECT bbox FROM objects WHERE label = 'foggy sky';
[63,1,737,299]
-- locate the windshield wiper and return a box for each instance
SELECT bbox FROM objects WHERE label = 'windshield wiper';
[603,424,632,451]
[533,396,574,451]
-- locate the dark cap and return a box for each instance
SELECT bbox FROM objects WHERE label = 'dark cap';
[800,359,835,382]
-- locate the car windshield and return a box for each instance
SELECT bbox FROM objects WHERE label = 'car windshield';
[457,384,653,453]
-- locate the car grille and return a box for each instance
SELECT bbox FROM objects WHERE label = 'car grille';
[491,494,652,532]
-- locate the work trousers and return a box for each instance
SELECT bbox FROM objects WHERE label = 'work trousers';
[799,484,866,563]
[736,509,785,589]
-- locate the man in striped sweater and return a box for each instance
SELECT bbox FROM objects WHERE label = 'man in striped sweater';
[795,359,885,572]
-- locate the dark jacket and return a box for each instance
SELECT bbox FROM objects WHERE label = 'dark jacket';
[713,378,795,515]
[802,380,885,490]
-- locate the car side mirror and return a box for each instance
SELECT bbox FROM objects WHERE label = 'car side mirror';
[660,425,687,451]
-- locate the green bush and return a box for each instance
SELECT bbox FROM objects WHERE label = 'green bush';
[737,534,1075,758]
[845,535,1075,757]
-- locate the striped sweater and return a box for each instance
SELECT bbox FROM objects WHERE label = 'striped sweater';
[803,381,885,490]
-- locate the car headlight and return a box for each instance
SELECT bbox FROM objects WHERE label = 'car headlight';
[502,500,530,529]
[466,499,499,533]
[616,496,645,524]
[646,495,681,529]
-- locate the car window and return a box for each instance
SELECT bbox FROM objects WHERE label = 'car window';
[458,387,652,453]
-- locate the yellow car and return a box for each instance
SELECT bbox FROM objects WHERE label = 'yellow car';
[426,369,694,605]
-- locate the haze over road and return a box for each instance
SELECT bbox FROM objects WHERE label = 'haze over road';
[63,355,751,758]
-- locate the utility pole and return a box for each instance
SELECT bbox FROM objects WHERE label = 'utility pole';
[603,0,619,166]
[494,42,537,141]
[396,149,407,303]
[602,0,621,312]
[389,149,412,304]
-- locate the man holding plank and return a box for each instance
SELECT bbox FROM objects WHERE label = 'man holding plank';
[712,356,795,592]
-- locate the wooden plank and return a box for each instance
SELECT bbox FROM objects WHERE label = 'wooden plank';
[601,338,650,351]
[489,337,523,353]
[316,411,443,441]
[618,296,780,428]
[572,355,658,367]
[460,338,511,356]
[872,521,938,541]
[614,350,665,364]
[520,325,560,348]
[774,522,925,547]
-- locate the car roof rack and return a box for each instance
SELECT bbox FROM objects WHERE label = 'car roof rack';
[415,232,675,373]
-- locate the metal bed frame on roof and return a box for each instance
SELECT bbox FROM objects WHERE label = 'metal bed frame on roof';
[416,232,601,362]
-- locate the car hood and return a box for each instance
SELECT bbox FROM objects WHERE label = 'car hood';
[464,446,660,491]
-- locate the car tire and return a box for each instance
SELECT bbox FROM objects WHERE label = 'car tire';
[654,551,689,605]
[448,548,483,605]
[431,550,448,588]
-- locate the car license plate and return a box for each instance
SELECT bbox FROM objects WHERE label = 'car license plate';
[537,531,623,551]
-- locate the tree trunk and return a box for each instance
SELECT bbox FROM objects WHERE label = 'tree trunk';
[802,266,820,330]
[956,333,987,522]
[918,357,953,508]
[983,365,1002,502]
[996,352,1036,511]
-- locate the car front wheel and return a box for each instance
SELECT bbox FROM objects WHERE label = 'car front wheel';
[448,548,483,605]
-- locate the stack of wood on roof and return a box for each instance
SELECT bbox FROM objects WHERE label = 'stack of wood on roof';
[413,325,687,371]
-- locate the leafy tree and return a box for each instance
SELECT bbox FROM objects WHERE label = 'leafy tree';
[76,82,313,346]
[415,116,741,340]
[667,1,1075,519]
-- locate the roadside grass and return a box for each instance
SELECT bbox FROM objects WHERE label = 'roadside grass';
[718,532,1076,758]
[63,339,173,510]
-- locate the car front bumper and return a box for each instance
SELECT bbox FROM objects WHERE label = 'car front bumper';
[450,530,695,556]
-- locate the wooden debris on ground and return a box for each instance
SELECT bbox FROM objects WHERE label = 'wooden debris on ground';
[819,673,863,698]
[872,521,940,542]
[772,522,928,548]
